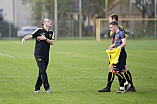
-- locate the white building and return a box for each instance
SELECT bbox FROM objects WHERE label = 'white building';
[0,0,33,29]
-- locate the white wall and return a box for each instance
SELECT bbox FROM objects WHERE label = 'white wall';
[0,0,14,22]
[0,0,33,29]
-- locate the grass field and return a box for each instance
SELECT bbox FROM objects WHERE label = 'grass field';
[0,39,157,104]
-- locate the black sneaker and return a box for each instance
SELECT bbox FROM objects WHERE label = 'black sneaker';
[98,87,110,92]
[127,87,136,92]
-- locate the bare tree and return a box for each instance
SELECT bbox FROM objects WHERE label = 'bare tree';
[131,0,154,18]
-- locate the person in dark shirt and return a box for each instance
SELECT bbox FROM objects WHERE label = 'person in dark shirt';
[98,14,135,93]
[22,18,54,93]
[108,21,127,93]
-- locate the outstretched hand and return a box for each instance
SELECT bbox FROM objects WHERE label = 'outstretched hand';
[21,34,33,46]
[22,38,25,46]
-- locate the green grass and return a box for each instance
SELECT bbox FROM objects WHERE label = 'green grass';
[0,39,157,104]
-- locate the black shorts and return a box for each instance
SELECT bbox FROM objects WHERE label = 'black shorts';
[113,50,127,69]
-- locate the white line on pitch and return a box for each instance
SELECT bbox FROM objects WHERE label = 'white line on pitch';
[0,52,15,58]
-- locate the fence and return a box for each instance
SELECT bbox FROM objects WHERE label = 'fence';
[0,19,96,40]
[0,20,18,39]
[0,18,157,40]
[96,18,157,41]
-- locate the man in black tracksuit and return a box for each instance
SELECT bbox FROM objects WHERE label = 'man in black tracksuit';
[22,18,54,93]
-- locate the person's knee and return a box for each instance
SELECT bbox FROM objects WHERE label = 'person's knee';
[39,68,47,75]
[123,65,128,72]
[109,65,113,72]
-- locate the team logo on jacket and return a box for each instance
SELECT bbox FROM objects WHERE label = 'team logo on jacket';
[49,34,52,38]
[114,36,118,43]
[38,59,41,61]
[41,33,45,37]
[122,36,125,39]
